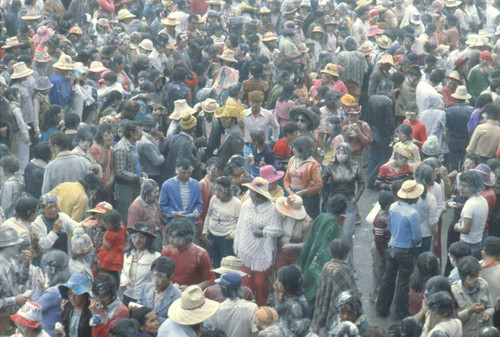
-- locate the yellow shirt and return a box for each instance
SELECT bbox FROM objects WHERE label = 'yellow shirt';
[50,182,88,222]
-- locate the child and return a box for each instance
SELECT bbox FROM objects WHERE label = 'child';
[69,227,94,281]
[273,122,299,171]
[248,129,277,177]
[97,209,127,288]
[447,241,471,284]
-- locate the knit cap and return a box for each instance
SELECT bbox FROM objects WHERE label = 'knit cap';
[422,135,440,156]
[180,113,197,130]
[71,228,93,255]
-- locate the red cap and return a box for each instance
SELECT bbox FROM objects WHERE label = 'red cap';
[369,10,379,18]
[480,50,491,59]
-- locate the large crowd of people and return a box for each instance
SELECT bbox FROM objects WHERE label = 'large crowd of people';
[2,0,500,336]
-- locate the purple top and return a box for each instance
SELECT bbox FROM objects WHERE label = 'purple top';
[467,107,484,138]
[274,100,295,126]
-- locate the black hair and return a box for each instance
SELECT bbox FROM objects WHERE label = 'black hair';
[200,329,227,337]
[176,158,193,170]
[429,329,449,337]
[277,265,303,296]
[278,82,295,102]
[206,157,222,170]
[101,91,123,114]
[124,121,140,139]
[228,82,242,97]
[429,69,446,85]
[76,126,94,143]
[103,71,118,83]
[404,102,418,114]
[167,218,194,243]
[221,286,240,300]
[487,158,500,173]
[150,256,176,278]
[449,241,471,261]
[400,317,422,337]
[475,94,493,109]
[426,291,455,318]
[396,124,413,138]
[464,153,481,167]
[484,103,500,120]
[110,318,139,337]
[328,194,348,215]
[94,123,113,144]
[483,236,500,257]
[214,176,232,197]
[80,173,101,191]
[459,171,485,195]
[357,6,369,16]
[172,67,187,82]
[140,80,155,93]
[457,255,481,281]
[0,155,19,173]
[49,131,70,150]
[283,122,299,136]
[32,141,52,163]
[379,190,396,211]
[276,299,308,328]
[92,272,117,300]
[292,136,314,160]
[42,105,63,132]
[415,164,435,189]
[409,252,439,292]
[64,113,80,129]
[250,61,263,77]
[362,326,386,337]
[131,306,154,328]
[103,209,122,231]
[15,196,38,221]
[377,78,394,96]
[250,129,266,144]
[3,87,19,101]
[330,238,350,260]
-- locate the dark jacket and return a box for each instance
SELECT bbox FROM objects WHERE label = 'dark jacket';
[361,94,394,137]
[446,102,474,149]
[163,132,201,180]
[217,124,244,168]
[161,81,190,112]
[24,160,45,199]
[61,300,92,337]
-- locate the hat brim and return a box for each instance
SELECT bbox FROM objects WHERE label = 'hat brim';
[276,197,307,220]
[211,266,248,276]
[242,183,273,201]
[11,69,34,79]
[261,170,284,183]
[168,298,219,325]
[118,14,136,20]
[219,55,238,63]
[127,227,157,239]
[10,314,40,329]
[53,63,76,70]
[161,19,181,25]
[321,69,339,77]
[35,83,54,90]
[451,93,471,100]
[3,42,23,49]
[89,66,109,73]
[0,236,24,248]
[58,282,90,300]
[289,108,320,130]
[397,183,424,199]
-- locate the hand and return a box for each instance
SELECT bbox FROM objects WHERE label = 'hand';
[156,130,165,141]
[81,216,98,228]
[252,229,264,237]
[469,302,485,313]
[52,219,63,234]
[482,311,490,322]
[89,298,103,316]
[201,234,212,246]
[15,294,29,306]
[20,250,31,265]
[60,299,68,311]
[0,126,7,137]
[54,325,65,337]
[141,172,149,179]
[174,211,187,218]
[259,160,266,168]
[454,223,460,232]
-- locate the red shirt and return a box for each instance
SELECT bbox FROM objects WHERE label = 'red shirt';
[480,187,497,233]
[403,118,427,150]
[97,224,127,271]
[273,138,292,171]
[161,243,215,286]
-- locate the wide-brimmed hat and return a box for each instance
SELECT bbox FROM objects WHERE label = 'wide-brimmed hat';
[89,61,108,73]
[276,195,307,220]
[355,0,371,10]
[10,302,43,329]
[58,274,91,300]
[394,142,413,159]
[53,54,76,70]
[284,3,297,14]
[368,25,385,37]
[214,101,245,119]
[168,286,219,325]
[88,201,113,214]
[445,0,461,7]
[472,164,494,186]
[34,76,53,90]
[436,44,450,57]
[0,227,23,248]
[243,177,273,201]
[161,14,181,25]
[451,85,471,100]
[21,10,41,20]
[128,222,157,239]
[377,53,394,66]
[33,45,50,62]
[282,21,297,34]
[211,256,248,276]
[374,4,388,13]
[117,8,136,21]
[259,165,284,183]
[358,42,373,55]
[68,27,83,35]
[312,26,325,34]
[376,35,392,50]
[2,37,23,49]
[262,32,278,42]
[321,63,339,77]
[219,49,237,63]
[260,7,271,14]
[170,99,196,120]
[201,98,219,113]
[11,62,34,79]
[446,70,461,83]
[290,107,320,130]
[466,35,490,48]
[397,180,424,199]
[139,39,154,51]
[96,18,110,27]
[409,13,421,25]
[421,135,440,156]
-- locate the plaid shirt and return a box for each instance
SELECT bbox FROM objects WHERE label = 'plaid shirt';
[114,137,140,184]
[0,255,29,312]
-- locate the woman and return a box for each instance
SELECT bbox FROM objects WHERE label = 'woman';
[32,250,71,337]
[40,105,63,142]
[328,290,369,336]
[202,176,242,269]
[72,126,102,178]
[89,122,115,204]
[131,307,160,337]
[108,55,134,95]
[322,142,365,267]
[55,274,92,337]
[426,291,463,337]
[274,82,296,127]
[2,196,38,244]
[120,222,160,306]
[374,142,414,191]
[127,179,163,248]
[284,136,323,220]
[10,302,50,337]
[393,124,421,169]
[311,63,348,98]
[408,252,440,316]
[275,265,309,320]
[467,94,493,138]
[290,107,320,142]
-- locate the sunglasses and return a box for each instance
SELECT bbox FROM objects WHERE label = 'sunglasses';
[296,118,306,123]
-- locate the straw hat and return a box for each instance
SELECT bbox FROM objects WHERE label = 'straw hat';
[377,53,394,66]
[0,227,23,248]
[170,99,196,120]
[367,25,385,37]
[436,44,450,57]
[88,201,113,214]
[243,177,273,201]
[2,37,23,49]
[128,222,157,239]
[68,27,83,35]
[58,274,91,300]
[397,180,424,199]
[358,42,373,55]
[117,8,136,21]
[260,7,271,14]
[219,49,237,63]
[355,0,371,10]
[89,61,108,73]
[33,45,50,62]
[444,0,461,7]
[161,14,181,26]
[376,35,392,50]
[21,10,41,20]
[312,26,325,34]
[97,18,110,27]
[11,302,43,328]
[11,62,34,79]
[321,63,340,77]
[211,256,248,276]
[199,98,218,113]
[276,195,307,220]
[139,39,154,51]
[451,85,471,100]
[180,113,197,130]
[34,76,53,90]
[409,13,421,25]
[262,32,278,42]
[168,286,219,325]
[207,0,225,4]
[53,54,76,70]
[284,3,297,15]
[446,70,461,83]
[214,101,245,119]
[394,142,413,159]
[298,43,309,53]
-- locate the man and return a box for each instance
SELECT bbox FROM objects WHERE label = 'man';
[159,159,203,226]
[50,173,100,222]
[114,121,148,224]
[416,69,445,114]
[49,54,75,108]
[159,15,181,48]
[161,218,215,290]
[204,256,254,302]
[376,180,423,319]
[337,37,368,102]
[395,65,421,123]
[42,132,89,194]
[136,257,181,324]
[158,285,219,337]
[368,54,393,96]
[242,91,279,172]
[468,50,494,105]
[197,98,220,159]
[278,21,301,70]
[480,236,500,306]
[466,103,500,161]
[216,103,244,168]
[442,71,462,108]
[137,115,166,185]
[205,272,258,337]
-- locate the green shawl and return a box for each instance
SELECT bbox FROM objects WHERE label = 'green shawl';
[298,213,340,307]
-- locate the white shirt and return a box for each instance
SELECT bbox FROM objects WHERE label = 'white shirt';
[460,194,488,244]
[205,298,258,337]
[241,108,280,143]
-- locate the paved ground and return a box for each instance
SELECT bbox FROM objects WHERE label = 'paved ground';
[354,186,452,329]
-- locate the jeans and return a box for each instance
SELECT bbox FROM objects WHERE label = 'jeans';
[367,129,392,186]
[302,193,320,221]
[122,294,137,307]
[463,241,482,260]
[341,200,357,267]
[449,142,467,172]
[115,182,139,225]
[206,233,234,269]
[414,236,432,260]
[376,246,415,319]
[244,143,252,174]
